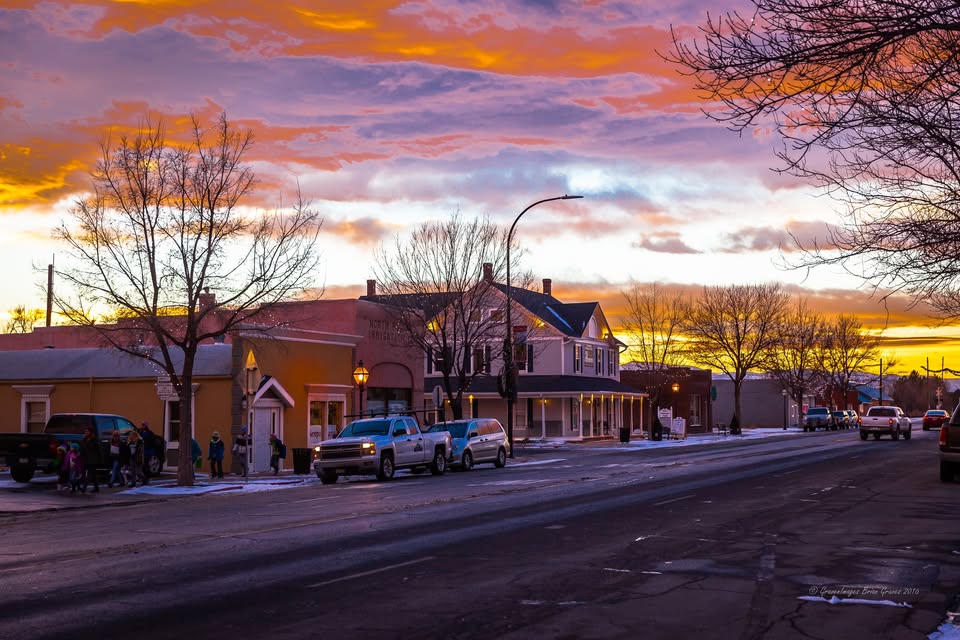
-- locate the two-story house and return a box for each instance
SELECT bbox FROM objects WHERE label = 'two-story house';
[364,265,647,441]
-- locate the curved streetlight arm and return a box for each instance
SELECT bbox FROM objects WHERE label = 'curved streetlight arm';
[504,194,583,457]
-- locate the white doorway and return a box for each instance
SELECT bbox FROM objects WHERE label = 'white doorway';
[251,403,282,473]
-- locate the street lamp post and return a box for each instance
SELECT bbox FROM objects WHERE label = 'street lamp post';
[503,195,583,457]
[782,388,788,430]
[671,380,679,419]
[353,360,369,417]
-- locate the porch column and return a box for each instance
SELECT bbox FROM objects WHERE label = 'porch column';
[540,396,546,439]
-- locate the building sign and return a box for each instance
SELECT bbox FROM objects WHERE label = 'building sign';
[156,376,178,401]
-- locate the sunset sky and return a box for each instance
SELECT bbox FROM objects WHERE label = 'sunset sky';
[2,0,958,376]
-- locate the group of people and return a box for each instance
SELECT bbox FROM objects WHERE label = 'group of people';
[215,428,285,478]
[52,423,286,493]
[54,421,160,493]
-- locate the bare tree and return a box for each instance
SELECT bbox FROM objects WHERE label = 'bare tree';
[668,2,960,317]
[683,283,789,431]
[817,314,884,407]
[620,282,691,417]
[53,113,322,486]
[372,213,524,420]
[763,297,826,424]
[5,305,45,334]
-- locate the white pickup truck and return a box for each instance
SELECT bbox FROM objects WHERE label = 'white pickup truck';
[312,416,453,484]
[859,405,912,441]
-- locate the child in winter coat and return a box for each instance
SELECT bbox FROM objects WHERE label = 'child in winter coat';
[208,432,225,479]
[55,444,69,491]
[66,443,84,494]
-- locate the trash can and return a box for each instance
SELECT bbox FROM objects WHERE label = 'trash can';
[619,426,630,443]
[292,448,312,475]
[652,422,663,441]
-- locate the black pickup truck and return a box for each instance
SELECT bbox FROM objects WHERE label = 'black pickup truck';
[0,413,160,483]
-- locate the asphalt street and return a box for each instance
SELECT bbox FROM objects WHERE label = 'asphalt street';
[1,426,958,640]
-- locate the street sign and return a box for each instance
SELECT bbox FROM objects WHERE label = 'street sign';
[431,385,443,406]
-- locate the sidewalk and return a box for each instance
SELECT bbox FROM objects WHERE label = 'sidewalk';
[0,427,804,514]
[0,469,319,514]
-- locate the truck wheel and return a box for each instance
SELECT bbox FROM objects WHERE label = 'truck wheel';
[377,454,395,481]
[319,469,338,485]
[859,431,868,441]
[10,463,35,483]
[430,449,447,475]
[494,447,507,468]
[892,429,900,441]
[460,450,473,471]
[941,461,954,482]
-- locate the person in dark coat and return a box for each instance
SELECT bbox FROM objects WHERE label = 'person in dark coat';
[208,431,225,479]
[107,431,124,488]
[233,426,250,478]
[138,421,157,484]
[79,427,103,493]
[125,429,145,488]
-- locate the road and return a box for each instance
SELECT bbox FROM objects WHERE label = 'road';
[1,428,958,640]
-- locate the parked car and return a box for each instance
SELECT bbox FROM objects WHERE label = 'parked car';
[427,418,510,470]
[859,405,912,441]
[846,410,860,428]
[923,409,951,431]
[831,410,849,429]
[802,407,832,431]
[940,411,960,482]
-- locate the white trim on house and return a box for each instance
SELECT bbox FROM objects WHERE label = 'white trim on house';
[13,385,54,433]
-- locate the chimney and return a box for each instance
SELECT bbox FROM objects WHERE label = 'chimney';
[367,279,377,297]
[542,278,552,296]
[198,287,216,313]
[483,263,493,282]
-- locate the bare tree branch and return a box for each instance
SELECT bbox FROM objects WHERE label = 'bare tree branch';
[53,113,323,486]
[668,1,960,317]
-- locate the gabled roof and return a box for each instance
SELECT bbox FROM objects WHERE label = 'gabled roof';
[360,292,460,321]
[854,383,882,403]
[0,344,233,381]
[487,283,600,338]
[367,279,614,341]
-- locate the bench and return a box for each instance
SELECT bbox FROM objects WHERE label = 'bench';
[714,423,728,435]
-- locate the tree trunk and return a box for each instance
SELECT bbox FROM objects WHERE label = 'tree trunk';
[176,357,195,487]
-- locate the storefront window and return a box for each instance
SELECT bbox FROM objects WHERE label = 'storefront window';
[366,387,412,416]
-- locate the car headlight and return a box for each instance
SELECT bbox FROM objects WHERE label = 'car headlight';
[362,442,376,455]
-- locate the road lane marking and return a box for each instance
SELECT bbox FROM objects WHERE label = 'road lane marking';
[653,494,695,507]
[284,496,339,504]
[307,556,435,588]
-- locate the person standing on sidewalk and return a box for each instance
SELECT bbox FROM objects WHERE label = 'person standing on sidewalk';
[137,421,157,484]
[79,426,102,493]
[125,429,145,487]
[66,443,84,494]
[269,434,285,475]
[208,431,225,479]
[233,426,250,478]
[107,431,124,488]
